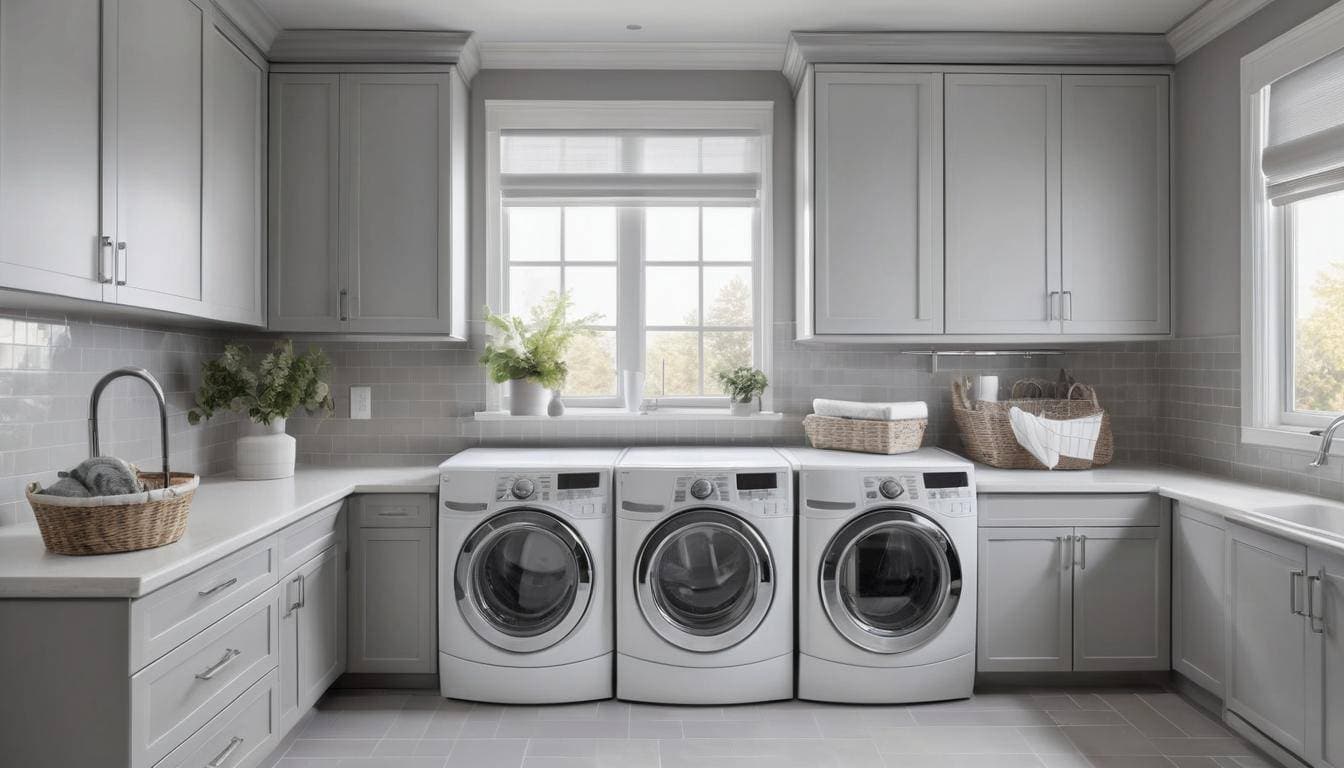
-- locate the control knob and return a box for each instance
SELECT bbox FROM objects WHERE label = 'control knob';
[511,478,536,499]
[689,478,715,500]
[879,479,904,500]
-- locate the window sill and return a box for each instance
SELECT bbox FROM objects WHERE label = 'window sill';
[1242,424,1344,457]
[474,408,785,422]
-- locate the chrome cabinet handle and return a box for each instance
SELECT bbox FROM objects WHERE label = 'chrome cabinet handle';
[1048,291,1061,321]
[298,573,306,609]
[98,236,115,283]
[285,575,303,616]
[198,577,237,598]
[1291,569,1306,616]
[1076,534,1088,570]
[207,736,245,767]
[115,241,127,286]
[1062,290,1074,321]
[1309,571,1326,634]
[1058,535,1073,569]
[338,289,349,321]
[195,648,241,680]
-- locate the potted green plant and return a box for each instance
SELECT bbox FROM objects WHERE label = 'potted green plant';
[716,366,769,416]
[480,292,598,416]
[188,341,334,480]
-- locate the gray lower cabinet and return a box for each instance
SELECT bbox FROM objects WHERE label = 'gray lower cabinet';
[976,494,1169,673]
[1308,546,1344,768]
[347,495,438,674]
[1172,502,1228,697]
[279,543,347,734]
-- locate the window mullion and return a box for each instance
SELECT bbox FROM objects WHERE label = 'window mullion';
[617,207,642,389]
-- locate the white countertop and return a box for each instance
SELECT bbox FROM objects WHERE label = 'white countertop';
[0,466,440,599]
[976,463,1344,556]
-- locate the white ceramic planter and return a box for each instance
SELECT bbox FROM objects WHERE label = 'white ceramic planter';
[235,417,296,480]
[730,399,756,417]
[509,379,551,416]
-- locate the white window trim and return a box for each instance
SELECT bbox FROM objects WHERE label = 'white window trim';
[1241,1,1344,454]
[483,100,775,415]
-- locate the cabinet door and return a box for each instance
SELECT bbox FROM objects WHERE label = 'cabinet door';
[977,527,1073,672]
[1061,75,1170,335]
[348,526,437,674]
[0,0,106,301]
[297,543,345,712]
[1227,523,1309,757]
[112,0,205,312]
[268,73,343,332]
[1307,547,1344,768]
[341,72,460,334]
[1173,504,1228,697]
[945,74,1061,334]
[813,71,943,335]
[276,573,300,734]
[201,19,265,326]
[1073,525,1170,671]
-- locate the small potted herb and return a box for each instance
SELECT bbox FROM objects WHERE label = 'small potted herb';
[480,292,598,416]
[716,366,769,416]
[188,341,334,479]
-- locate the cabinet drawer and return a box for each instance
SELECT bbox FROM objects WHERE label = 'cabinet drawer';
[132,584,280,768]
[278,501,344,575]
[978,493,1162,527]
[131,535,279,672]
[353,493,434,528]
[154,668,280,768]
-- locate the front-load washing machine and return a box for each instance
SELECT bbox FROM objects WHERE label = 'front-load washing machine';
[785,447,976,703]
[438,448,621,703]
[615,447,793,704]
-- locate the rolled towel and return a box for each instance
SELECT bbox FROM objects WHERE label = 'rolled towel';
[812,399,928,421]
[66,457,143,496]
[38,476,93,498]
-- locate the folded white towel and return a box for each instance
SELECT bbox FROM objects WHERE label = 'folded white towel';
[1008,408,1104,469]
[812,399,928,421]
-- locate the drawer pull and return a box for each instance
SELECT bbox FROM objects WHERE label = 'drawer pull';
[1291,569,1306,616]
[207,736,245,767]
[198,577,238,598]
[378,508,416,517]
[195,648,242,680]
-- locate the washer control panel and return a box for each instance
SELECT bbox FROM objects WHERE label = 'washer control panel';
[493,471,606,515]
[672,471,788,515]
[863,471,972,502]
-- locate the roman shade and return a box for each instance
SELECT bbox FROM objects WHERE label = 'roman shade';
[1263,46,1344,204]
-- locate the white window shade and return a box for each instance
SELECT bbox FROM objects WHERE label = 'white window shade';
[1264,47,1344,204]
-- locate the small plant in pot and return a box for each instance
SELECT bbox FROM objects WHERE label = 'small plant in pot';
[481,292,598,416]
[188,341,334,480]
[716,366,769,416]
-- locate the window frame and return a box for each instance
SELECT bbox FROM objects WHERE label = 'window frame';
[1242,1,1344,452]
[484,100,775,414]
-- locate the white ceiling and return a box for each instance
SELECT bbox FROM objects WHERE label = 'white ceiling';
[257,0,1207,44]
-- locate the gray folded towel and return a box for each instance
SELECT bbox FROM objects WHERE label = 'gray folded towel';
[38,457,144,498]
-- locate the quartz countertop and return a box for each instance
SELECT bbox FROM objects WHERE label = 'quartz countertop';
[0,466,440,599]
[976,463,1344,556]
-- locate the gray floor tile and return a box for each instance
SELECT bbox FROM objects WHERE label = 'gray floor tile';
[880,755,1046,767]
[301,709,399,739]
[444,738,527,768]
[1048,710,1131,726]
[629,719,683,738]
[915,709,1057,726]
[334,759,448,768]
[1138,695,1232,738]
[1101,694,1188,739]
[495,719,629,738]
[1038,755,1094,768]
[871,725,1035,754]
[1018,726,1084,755]
[287,740,379,758]
[681,718,823,739]
[1061,726,1161,757]
[1150,738,1254,756]
[1085,757,1179,768]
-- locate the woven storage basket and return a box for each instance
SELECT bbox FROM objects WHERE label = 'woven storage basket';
[26,472,199,556]
[803,413,927,455]
[951,380,1113,470]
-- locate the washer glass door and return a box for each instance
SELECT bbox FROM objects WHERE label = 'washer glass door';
[456,509,593,653]
[820,508,962,653]
[637,508,774,652]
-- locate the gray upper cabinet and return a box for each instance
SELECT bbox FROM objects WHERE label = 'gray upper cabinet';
[945,74,1060,334]
[0,0,106,303]
[811,71,943,335]
[1061,75,1170,335]
[268,70,469,338]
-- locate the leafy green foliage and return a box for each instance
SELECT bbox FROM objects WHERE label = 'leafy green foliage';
[480,292,599,389]
[715,365,768,404]
[188,341,334,426]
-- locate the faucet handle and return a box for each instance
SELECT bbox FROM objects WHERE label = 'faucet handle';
[1312,429,1324,436]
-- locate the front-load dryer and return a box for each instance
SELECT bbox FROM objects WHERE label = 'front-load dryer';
[614,447,794,704]
[438,448,621,704]
[784,447,976,704]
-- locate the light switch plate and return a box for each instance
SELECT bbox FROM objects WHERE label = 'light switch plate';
[350,386,372,420]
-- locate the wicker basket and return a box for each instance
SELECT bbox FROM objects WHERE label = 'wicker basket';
[26,472,199,556]
[951,380,1113,470]
[803,413,927,455]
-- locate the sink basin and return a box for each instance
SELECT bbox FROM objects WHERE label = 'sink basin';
[1253,503,1344,535]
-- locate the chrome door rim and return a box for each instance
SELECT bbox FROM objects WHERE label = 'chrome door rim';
[455,508,593,653]
[819,508,962,654]
[635,508,775,653]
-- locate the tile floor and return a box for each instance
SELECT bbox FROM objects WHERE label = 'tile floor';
[259,687,1274,768]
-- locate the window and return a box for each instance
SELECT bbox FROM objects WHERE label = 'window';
[485,101,774,412]
[1243,4,1344,449]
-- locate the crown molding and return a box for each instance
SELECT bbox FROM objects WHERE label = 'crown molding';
[269,30,480,83]
[212,0,281,54]
[478,42,786,71]
[782,31,1173,91]
[1167,0,1275,62]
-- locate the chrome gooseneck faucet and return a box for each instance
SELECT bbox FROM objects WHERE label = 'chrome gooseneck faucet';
[1308,413,1344,468]
[89,366,171,479]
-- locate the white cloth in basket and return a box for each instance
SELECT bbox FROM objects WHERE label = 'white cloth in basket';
[1008,407,1104,469]
[812,399,928,421]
